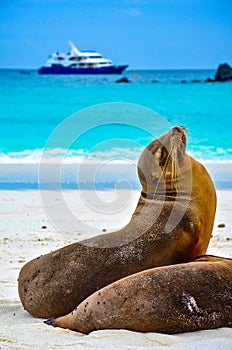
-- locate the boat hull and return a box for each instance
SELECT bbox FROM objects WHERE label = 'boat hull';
[38,65,128,75]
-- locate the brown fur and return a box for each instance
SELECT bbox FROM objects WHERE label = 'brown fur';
[18,126,216,318]
[50,256,232,334]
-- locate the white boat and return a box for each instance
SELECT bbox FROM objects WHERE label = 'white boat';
[38,41,128,75]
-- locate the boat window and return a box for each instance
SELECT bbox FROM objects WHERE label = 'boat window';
[51,63,63,67]
[69,57,79,61]
[89,55,102,58]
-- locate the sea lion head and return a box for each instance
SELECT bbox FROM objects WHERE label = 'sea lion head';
[138,126,189,195]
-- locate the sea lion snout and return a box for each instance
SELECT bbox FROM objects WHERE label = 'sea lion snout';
[137,126,188,193]
[170,126,186,144]
[171,126,187,146]
[172,126,183,134]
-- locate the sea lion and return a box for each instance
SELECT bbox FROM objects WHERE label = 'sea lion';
[45,255,232,334]
[18,126,216,318]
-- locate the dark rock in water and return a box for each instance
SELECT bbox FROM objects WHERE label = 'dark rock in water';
[205,78,216,83]
[151,79,159,83]
[20,71,30,75]
[192,79,201,83]
[115,77,131,83]
[205,63,232,83]
[218,223,225,228]
[181,80,187,84]
[214,63,232,82]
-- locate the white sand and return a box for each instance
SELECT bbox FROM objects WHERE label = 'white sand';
[0,189,231,349]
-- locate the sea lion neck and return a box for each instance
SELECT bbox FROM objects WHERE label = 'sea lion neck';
[141,191,177,201]
[140,188,190,201]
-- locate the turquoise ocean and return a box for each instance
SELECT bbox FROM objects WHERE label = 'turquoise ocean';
[0,69,231,189]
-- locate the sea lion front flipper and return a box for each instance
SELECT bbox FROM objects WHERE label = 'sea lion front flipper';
[44,317,57,326]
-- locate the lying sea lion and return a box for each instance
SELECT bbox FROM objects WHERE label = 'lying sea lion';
[45,256,232,334]
[18,126,216,318]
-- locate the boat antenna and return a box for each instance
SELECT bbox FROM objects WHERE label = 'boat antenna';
[69,41,81,56]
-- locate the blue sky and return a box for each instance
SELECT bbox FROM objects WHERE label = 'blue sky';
[0,0,231,69]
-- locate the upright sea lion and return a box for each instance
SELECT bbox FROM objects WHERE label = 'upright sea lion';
[46,256,232,334]
[18,126,216,318]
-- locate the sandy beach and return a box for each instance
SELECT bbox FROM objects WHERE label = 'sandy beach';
[0,188,231,349]
[1,0,232,347]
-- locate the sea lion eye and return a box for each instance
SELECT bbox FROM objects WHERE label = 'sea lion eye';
[160,148,164,160]
[182,135,186,142]
[159,147,166,165]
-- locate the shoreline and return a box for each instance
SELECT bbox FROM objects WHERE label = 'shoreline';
[0,162,232,191]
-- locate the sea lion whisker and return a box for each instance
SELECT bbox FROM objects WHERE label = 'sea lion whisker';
[154,148,172,194]
[169,135,184,190]
[180,126,190,135]
[170,147,178,191]
[154,140,181,194]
